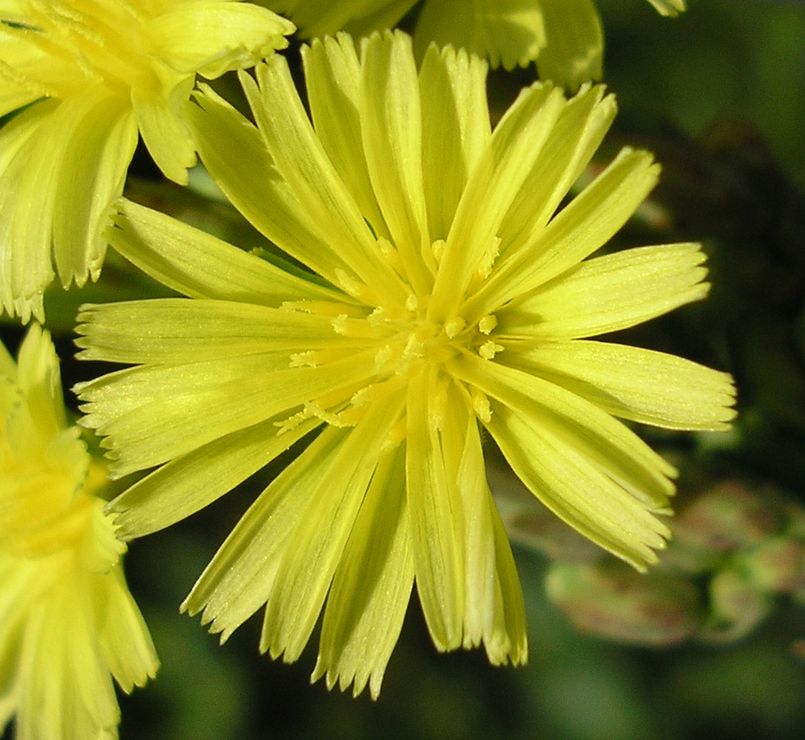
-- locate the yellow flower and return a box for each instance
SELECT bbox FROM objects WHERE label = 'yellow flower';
[267,0,685,85]
[0,0,295,322]
[0,325,157,739]
[75,32,733,698]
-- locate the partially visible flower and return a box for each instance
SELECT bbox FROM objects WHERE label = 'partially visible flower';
[76,32,733,697]
[0,325,157,738]
[0,0,294,322]
[266,0,685,86]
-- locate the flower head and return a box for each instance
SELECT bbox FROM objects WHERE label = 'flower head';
[0,324,157,738]
[0,0,295,321]
[75,31,733,698]
[268,0,685,85]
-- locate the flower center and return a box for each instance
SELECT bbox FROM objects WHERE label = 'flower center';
[8,1,155,95]
[335,291,503,378]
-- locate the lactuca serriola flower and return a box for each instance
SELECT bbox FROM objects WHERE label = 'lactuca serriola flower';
[75,31,733,698]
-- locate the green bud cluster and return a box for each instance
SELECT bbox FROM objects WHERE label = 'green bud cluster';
[495,466,804,647]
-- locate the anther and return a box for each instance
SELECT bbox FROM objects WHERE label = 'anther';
[444,317,466,339]
[478,341,503,360]
[478,315,498,334]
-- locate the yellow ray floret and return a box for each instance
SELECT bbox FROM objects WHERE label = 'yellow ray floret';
[76,31,732,698]
[0,325,157,739]
[0,0,294,321]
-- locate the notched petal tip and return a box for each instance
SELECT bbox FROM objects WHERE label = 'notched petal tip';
[309,658,381,701]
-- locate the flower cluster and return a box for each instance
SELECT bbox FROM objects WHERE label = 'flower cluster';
[0,0,735,730]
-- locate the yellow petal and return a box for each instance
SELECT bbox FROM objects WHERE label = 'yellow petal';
[510,340,737,430]
[471,147,659,317]
[188,84,358,289]
[106,416,321,538]
[14,323,66,439]
[431,81,566,320]
[0,100,58,322]
[76,350,376,477]
[76,298,349,365]
[260,395,405,663]
[6,88,131,310]
[535,0,603,88]
[183,427,350,640]
[0,327,156,737]
[419,43,490,241]
[450,353,676,508]
[500,242,709,338]
[132,76,196,184]
[302,35,389,242]
[405,367,464,651]
[447,391,526,663]
[485,498,528,665]
[110,198,337,305]
[148,2,294,78]
[95,567,159,694]
[0,27,54,114]
[16,576,120,739]
[0,40,42,116]
[496,84,615,262]
[359,31,431,292]
[314,445,414,699]
[414,0,545,70]
[486,403,671,571]
[248,56,406,303]
[51,94,137,289]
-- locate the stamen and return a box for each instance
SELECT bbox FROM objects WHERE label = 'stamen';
[430,376,450,431]
[402,333,425,362]
[289,351,318,368]
[303,402,350,428]
[477,236,501,280]
[383,417,407,451]
[274,409,308,435]
[471,390,493,423]
[444,317,466,339]
[478,341,503,360]
[478,315,498,334]
[334,268,368,300]
[368,306,387,326]
[281,300,364,318]
[377,237,403,272]
[331,314,350,335]
[431,239,446,263]
[373,345,392,372]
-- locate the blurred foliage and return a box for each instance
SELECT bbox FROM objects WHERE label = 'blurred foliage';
[2,1,804,738]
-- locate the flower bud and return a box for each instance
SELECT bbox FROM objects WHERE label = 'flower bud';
[545,561,702,646]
